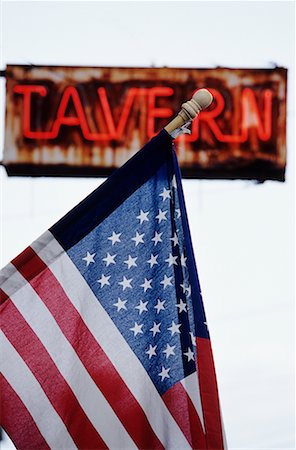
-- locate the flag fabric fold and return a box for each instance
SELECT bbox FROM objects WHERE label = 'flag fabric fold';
[0,129,226,449]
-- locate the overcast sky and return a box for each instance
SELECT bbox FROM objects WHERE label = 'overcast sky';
[0,1,295,449]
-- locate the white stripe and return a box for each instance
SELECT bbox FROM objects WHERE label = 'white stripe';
[2,269,137,450]
[0,261,16,285]
[222,417,228,449]
[31,230,61,265]
[32,231,191,450]
[0,230,59,296]
[0,262,25,296]
[0,331,77,450]
[180,372,205,431]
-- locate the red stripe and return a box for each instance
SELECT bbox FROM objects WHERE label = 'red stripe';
[12,245,44,282]
[196,337,224,449]
[13,246,164,450]
[0,288,9,305]
[0,374,50,450]
[1,298,108,450]
[162,380,207,449]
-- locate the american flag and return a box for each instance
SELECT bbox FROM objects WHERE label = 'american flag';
[0,130,226,449]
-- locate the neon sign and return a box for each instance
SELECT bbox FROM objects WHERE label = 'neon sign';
[3,65,287,181]
[13,85,273,144]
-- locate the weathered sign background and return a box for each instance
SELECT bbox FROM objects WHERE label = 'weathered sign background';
[2,65,287,180]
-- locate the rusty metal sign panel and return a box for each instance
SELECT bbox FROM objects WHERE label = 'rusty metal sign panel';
[2,64,287,180]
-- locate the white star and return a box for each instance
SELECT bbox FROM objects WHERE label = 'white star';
[176,208,181,218]
[184,347,195,362]
[159,187,171,201]
[158,366,170,381]
[102,252,116,267]
[180,283,187,293]
[147,253,158,268]
[176,299,187,313]
[135,300,148,314]
[160,275,173,289]
[172,175,177,189]
[186,285,192,296]
[146,344,157,359]
[150,322,161,337]
[124,255,137,269]
[152,231,163,246]
[156,209,168,223]
[113,298,127,311]
[82,252,96,266]
[97,274,111,287]
[163,344,176,359]
[165,253,178,267]
[130,322,144,336]
[154,299,165,314]
[168,320,181,336]
[136,210,149,224]
[189,332,197,347]
[118,276,132,290]
[131,231,145,246]
[108,231,121,245]
[170,233,179,247]
[180,253,187,267]
[140,278,152,292]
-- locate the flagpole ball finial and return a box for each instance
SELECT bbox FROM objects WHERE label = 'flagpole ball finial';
[165,88,213,135]
[193,89,213,110]
[179,89,213,121]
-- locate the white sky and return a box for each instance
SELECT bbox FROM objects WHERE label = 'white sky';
[0,1,295,449]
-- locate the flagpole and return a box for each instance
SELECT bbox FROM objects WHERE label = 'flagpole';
[164,88,213,134]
